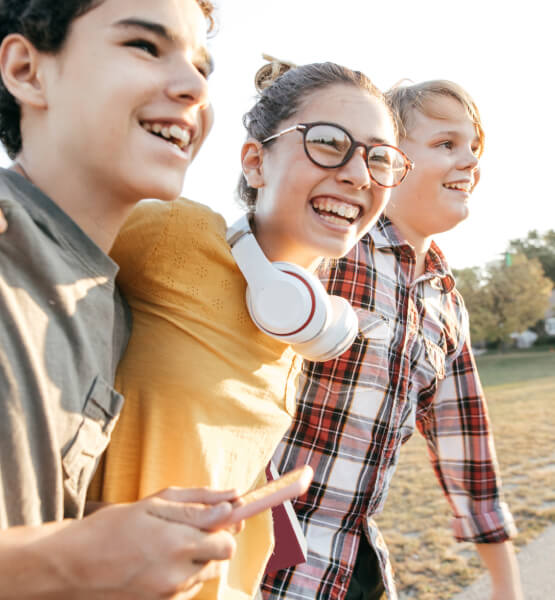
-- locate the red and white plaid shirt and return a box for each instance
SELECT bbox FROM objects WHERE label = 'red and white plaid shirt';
[262,217,516,600]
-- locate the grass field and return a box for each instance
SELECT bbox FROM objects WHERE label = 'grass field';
[377,348,555,600]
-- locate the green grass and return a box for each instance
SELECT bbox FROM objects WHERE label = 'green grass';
[378,349,555,600]
[475,346,555,387]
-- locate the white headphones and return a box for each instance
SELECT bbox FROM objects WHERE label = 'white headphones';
[227,216,358,362]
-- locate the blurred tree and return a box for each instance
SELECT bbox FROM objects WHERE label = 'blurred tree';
[507,229,555,283]
[483,254,552,344]
[453,266,496,343]
[454,254,552,345]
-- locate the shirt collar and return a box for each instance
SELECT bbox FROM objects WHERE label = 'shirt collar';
[0,167,119,279]
[371,215,455,293]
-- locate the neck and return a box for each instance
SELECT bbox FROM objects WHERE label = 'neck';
[253,219,319,270]
[385,210,431,279]
[13,159,135,254]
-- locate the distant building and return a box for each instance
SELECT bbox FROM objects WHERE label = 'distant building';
[510,330,538,349]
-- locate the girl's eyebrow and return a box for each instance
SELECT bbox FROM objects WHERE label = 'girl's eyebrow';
[367,136,390,145]
[112,17,214,75]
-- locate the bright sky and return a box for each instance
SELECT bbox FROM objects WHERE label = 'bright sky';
[1,0,552,269]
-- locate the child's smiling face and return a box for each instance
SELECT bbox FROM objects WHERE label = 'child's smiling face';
[32,0,213,204]
[248,84,397,268]
[388,95,481,244]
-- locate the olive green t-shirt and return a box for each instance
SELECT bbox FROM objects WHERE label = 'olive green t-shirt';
[0,168,131,526]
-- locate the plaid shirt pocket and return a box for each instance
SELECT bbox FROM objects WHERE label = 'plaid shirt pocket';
[355,309,391,390]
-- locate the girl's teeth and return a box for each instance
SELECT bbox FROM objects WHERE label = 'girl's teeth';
[321,214,348,226]
[152,123,162,134]
[312,198,360,222]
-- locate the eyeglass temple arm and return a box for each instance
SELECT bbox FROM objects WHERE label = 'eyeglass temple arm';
[262,124,304,144]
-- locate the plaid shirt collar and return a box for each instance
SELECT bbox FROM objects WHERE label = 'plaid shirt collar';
[374,215,455,293]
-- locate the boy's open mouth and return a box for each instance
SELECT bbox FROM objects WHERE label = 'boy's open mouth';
[443,181,472,193]
[141,121,191,152]
[311,197,360,225]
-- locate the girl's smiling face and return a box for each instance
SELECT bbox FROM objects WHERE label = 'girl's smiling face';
[245,84,397,268]
[387,95,481,246]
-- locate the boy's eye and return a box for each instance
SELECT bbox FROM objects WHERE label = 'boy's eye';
[438,140,453,150]
[196,64,210,80]
[125,39,159,58]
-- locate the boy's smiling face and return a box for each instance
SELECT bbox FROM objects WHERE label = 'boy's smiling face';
[387,95,481,245]
[33,0,212,204]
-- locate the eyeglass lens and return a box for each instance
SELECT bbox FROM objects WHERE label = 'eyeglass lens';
[304,124,407,187]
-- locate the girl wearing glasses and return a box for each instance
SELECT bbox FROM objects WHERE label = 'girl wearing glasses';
[91,60,411,600]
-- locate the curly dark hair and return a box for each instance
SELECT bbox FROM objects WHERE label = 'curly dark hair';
[237,61,395,212]
[0,0,216,159]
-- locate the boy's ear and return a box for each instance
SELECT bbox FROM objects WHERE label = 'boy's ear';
[241,139,265,188]
[0,34,48,109]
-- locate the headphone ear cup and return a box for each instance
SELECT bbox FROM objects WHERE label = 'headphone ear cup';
[247,261,331,344]
[291,295,358,362]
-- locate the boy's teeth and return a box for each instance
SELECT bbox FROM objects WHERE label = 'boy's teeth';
[142,122,191,148]
[169,125,191,145]
[444,182,470,192]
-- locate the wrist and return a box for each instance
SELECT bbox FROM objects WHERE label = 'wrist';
[0,520,79,599]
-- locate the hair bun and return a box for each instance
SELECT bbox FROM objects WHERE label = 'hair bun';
[255,54,297,93]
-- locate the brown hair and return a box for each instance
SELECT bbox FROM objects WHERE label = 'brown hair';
[195,0,216,32]
[385,80,485,157]
[237,57,394,212]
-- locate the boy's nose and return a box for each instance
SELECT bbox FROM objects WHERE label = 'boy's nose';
[167,62,209,108]
[458,147,479,172]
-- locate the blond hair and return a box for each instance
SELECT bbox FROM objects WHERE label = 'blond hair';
[385,80,485,156]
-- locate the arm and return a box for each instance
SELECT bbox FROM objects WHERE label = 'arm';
[475,541,523,600]
[0,209,5,233]
[0,487,238,600]
[416,337,516,542]
[416,311,519,597]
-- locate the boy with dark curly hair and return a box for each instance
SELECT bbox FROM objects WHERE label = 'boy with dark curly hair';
[0,1,238,598]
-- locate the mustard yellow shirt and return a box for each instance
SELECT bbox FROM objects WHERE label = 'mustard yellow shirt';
[94,199,301,599]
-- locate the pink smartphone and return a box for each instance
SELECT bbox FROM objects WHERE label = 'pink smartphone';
[227,465,313,525]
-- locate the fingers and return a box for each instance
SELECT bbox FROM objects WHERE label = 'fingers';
[0,210,7,233]
[191,530,236,564]
[147,496,235,532]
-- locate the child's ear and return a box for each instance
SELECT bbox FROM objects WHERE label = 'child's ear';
[0,34,48,109]
[241,139,265,188]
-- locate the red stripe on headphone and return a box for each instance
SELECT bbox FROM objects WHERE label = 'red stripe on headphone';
[257,270,316,337]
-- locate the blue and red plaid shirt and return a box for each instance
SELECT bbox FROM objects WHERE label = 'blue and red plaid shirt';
[262,217,516,600]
